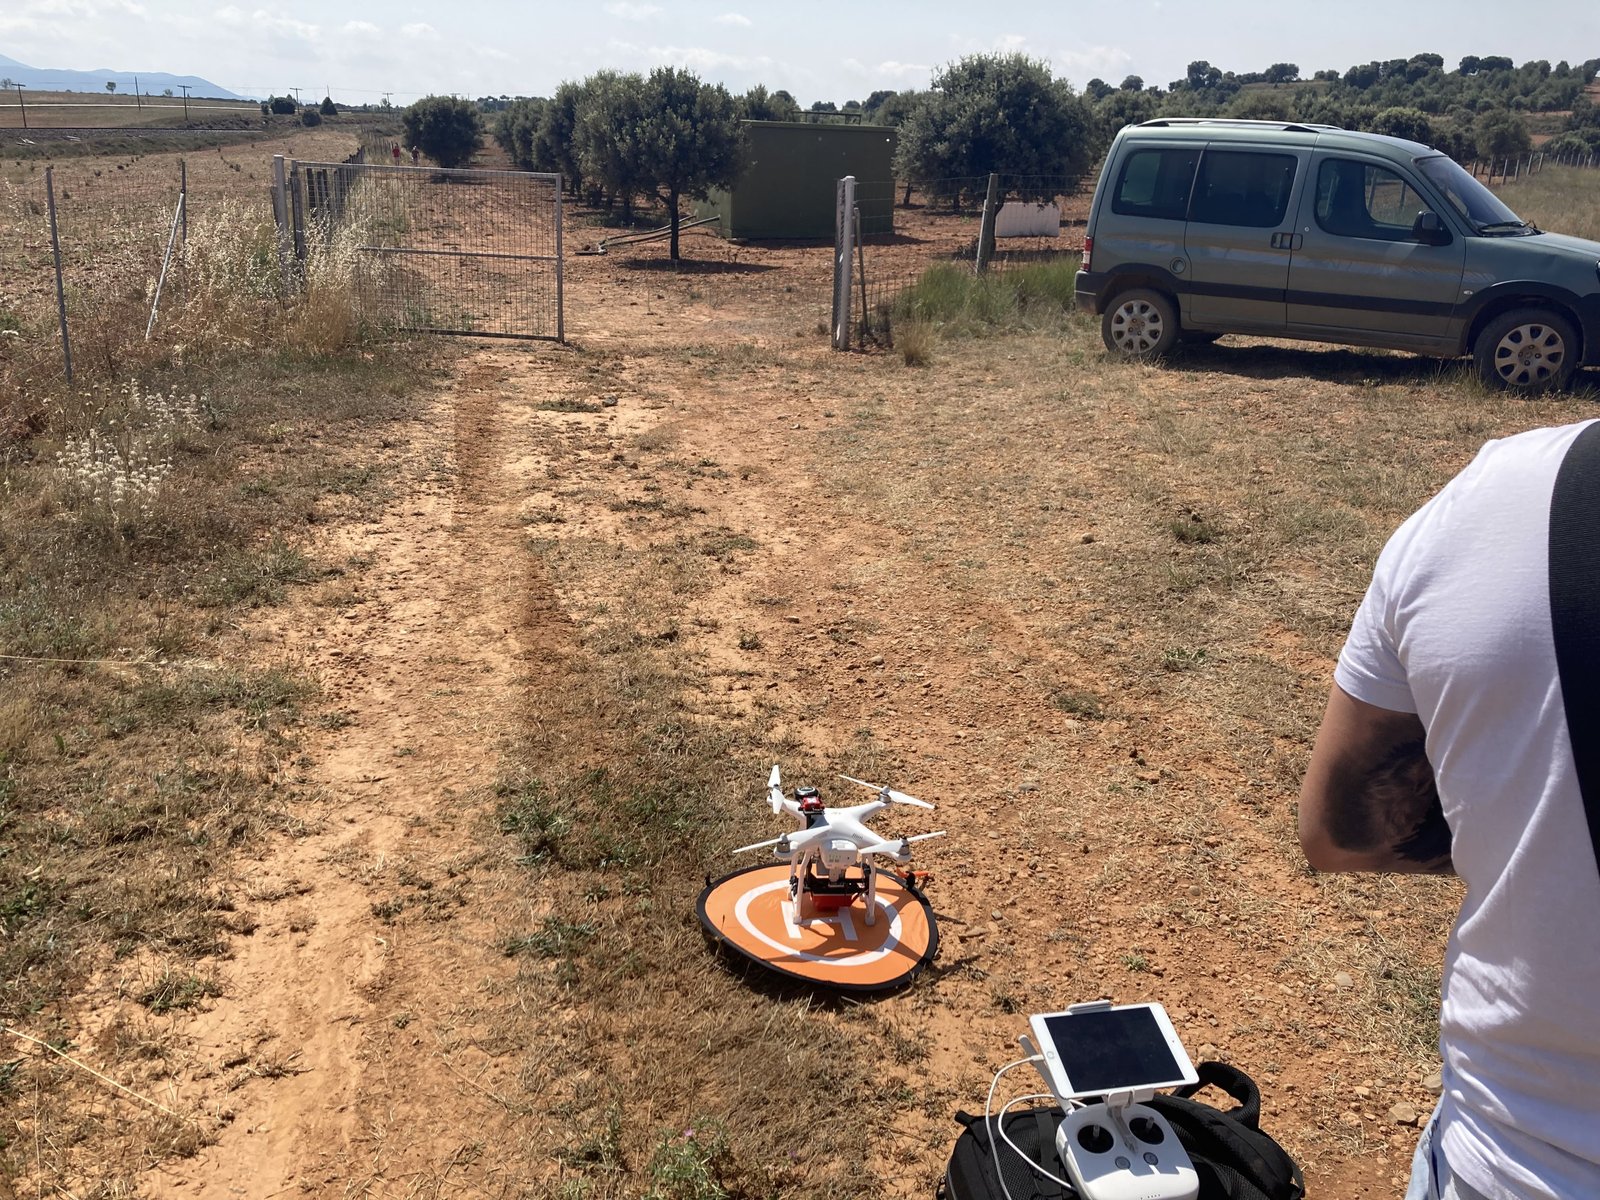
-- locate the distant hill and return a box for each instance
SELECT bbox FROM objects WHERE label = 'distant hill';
[0,53,246,101]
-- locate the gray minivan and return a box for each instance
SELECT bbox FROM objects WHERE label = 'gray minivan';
[1075,119,1600,392]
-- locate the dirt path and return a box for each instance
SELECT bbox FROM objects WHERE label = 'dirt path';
[154,358,584,1195]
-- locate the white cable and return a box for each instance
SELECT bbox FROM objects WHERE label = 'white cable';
[984,1056,1081,1200]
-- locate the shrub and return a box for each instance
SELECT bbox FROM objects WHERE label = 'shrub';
[299,108,322,127]
[268,95,296,116]
[401,96,484,170]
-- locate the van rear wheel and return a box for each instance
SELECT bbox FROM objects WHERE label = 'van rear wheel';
[1474,308,1579,394]
[1102,289,1179,359]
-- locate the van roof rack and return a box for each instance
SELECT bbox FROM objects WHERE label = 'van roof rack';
[1136,118,1343,133]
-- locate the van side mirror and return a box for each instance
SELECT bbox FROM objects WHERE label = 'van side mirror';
[1412,211,1452,246]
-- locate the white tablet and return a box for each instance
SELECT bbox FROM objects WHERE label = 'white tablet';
[1028,1001,1198,1103]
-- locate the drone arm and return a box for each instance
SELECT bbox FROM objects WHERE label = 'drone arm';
[732,835,787,855]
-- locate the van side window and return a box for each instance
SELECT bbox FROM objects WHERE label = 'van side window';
[1189,151,1298,227]
[1315,159,1431,241]
[1111,149,1199,221]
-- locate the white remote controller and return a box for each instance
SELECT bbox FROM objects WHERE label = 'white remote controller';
[1055,1102,1199,1200]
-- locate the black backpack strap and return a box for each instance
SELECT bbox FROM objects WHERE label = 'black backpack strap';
[1549,420,1600,881]
[1172,1061,1263,1129]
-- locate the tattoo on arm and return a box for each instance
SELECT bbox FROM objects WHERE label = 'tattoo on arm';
[1327,738,1455,873]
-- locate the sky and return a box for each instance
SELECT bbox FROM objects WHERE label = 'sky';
[3,0,1599,106]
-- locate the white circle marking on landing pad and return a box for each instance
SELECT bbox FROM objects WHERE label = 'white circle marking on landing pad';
[731,879,905,966]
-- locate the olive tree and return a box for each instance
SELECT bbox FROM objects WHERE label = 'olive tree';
[631,67,744,261]
[740,84,801,121]
[893,54,1099,209]
[572,71,648,218]
[401,95,484,170]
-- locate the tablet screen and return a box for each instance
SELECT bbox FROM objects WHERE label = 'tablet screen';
[1039,1006,1186,1094]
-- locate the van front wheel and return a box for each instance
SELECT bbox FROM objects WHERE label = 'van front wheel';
[1103,289,1179,359]
[1474,308,1579,394]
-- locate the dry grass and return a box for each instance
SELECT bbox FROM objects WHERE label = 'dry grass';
[0,342,444,1188]
[1498,164,1600,241]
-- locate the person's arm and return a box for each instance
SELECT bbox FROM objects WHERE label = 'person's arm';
[1299,683,1455,875]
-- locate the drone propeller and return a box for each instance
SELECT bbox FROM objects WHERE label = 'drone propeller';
[857,830,947,857]
[767,763,785,814]
[732,833,790,855]
[838,774,934,809]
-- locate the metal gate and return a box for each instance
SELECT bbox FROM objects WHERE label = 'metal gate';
[282,159,563,341]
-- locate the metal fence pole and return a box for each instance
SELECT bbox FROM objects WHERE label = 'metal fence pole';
[975,173,1000,274]
[832,175,856,351]
[555,177,565,344]
[44,168,73,387]
[146,191,185,340]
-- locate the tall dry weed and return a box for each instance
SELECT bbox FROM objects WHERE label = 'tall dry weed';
[170,198,281,351]
[283,213,366,354]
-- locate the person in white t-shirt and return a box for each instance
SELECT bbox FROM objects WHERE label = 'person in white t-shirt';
[1299,420,1600,1200]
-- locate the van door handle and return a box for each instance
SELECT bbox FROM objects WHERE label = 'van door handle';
[1270,232,1302,250]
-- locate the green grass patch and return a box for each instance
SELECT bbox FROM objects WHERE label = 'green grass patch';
[892,257,1084,338]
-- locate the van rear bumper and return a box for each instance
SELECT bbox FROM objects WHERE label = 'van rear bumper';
[1074,270,1101,313]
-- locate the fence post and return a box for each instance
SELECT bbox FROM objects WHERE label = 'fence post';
[271,154,291,288]
[288,164,307,266]
[832,175,856,351]
[145,191,185,340]
[44,167,73,387]
[975,173,1000,275]
[179,158,187,244]
[555,176,565,345]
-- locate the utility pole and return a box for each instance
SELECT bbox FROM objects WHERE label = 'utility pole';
[291,86,301,108]
[178,83,190,124]
[134,74,142,108]
[15,83,25,129]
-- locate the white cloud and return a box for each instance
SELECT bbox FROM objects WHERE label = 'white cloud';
[714,12,751,26]
[400,22,436,38]
[605,2,662,20]
[867,59,931,82]
[249,10,319,42]
[608,38,774,75]
[650,44,773,73]
[1054,44,1134,81]
[341,20,381,37]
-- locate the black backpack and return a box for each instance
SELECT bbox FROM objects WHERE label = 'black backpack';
[940,1061,1303,1200]
[1145,1062,1305,1200]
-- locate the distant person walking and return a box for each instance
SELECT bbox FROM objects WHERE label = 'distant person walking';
[410,145,420,166]
[391,141,401,164]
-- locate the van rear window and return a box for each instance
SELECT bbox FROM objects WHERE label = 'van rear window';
[1111,148,1199,221]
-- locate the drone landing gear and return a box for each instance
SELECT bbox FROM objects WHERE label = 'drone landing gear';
[697,863,940,993]
[792,858,876,922]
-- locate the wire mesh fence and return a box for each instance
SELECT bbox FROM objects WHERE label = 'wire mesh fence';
[845,174,1092,347]
[289,161,563,340]
[1468,147,1600,185]
[2,150,284,408]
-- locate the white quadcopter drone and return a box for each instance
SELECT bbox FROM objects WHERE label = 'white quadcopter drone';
[732,765,945,924]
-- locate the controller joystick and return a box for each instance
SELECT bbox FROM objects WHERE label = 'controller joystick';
[1129,1116,1165,1145]
[1077,1123,1115,1154]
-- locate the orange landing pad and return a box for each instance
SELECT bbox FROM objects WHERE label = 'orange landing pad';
[697,864,939,992]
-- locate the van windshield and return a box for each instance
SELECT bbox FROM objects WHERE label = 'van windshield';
[1416,156,1532,234]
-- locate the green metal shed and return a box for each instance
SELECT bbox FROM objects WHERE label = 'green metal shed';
[699,121,898,240]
